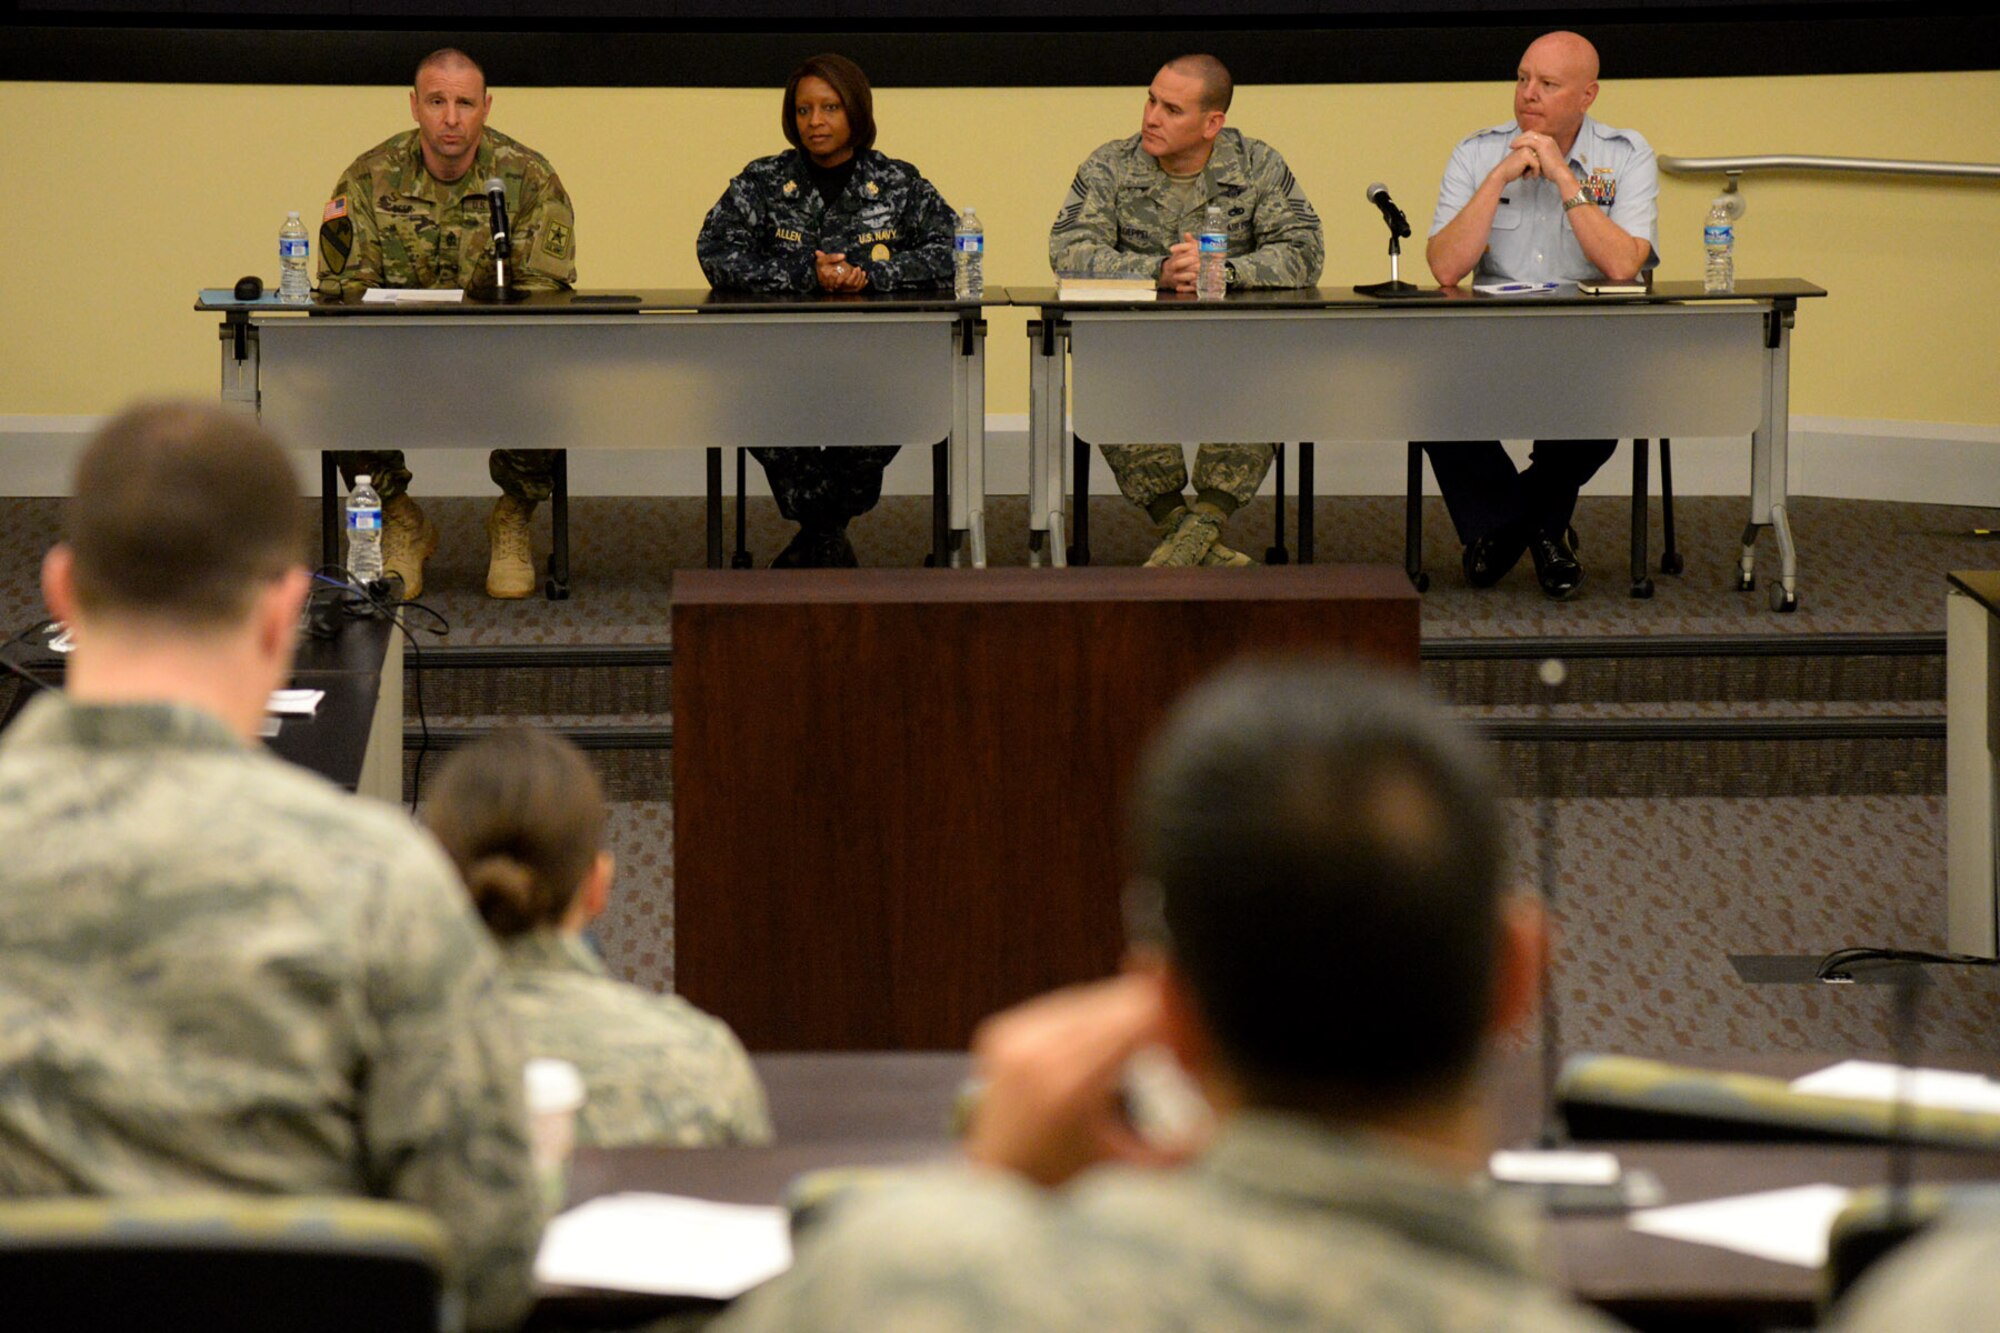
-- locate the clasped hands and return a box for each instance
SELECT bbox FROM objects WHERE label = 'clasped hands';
[1499,131,1577,196]
[1157,233,1208,293]
[814,250,869,292]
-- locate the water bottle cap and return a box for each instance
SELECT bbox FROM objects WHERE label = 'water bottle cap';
[354,474,371,485]
[963,207,976,218]
[287,210,301,220]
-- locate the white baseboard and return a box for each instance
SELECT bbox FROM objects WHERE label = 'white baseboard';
[4,412,1996,507]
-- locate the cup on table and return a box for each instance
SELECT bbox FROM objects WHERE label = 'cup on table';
[524,1057,586,1214]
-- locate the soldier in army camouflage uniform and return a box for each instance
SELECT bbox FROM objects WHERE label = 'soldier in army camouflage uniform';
[716,661,1620,1333]
[0,403,541,1333]
[317,48,578,599]
[1050,55,1324,568]
[426,728,773,1149]
[698,53,956,567]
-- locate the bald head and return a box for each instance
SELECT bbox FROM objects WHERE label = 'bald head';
[1514,30,1600,151]
[1524,31,1599,83]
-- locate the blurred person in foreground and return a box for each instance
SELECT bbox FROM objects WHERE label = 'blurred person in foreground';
[715,658,1618,1332]
[0,401,539,1331]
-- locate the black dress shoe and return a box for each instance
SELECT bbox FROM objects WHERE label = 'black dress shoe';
[1462,523,1530,588]
[1530,528,1585,600]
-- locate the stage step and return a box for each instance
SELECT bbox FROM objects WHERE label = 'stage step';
[394,631,1944,806]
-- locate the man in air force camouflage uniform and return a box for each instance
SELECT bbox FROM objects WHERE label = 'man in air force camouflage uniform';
[0,403,542,1333]
[716,660,1621,1333]
[697,53,957,567]
[318,46,578,599]
[1050,54,1323,568]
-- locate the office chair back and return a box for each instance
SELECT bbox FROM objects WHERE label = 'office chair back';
[0,1194,453,1333]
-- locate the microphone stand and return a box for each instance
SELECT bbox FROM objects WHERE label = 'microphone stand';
[471,190,530,304]
[1356,214,1423,299]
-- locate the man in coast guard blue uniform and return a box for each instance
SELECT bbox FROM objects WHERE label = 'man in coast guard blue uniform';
[1423,31,1658,599]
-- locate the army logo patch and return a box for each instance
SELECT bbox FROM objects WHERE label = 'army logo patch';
[543,221,573,261]
[783,180,799,196]
[870,243,890,262]
[321,216,354,274]
[323,196,348,222]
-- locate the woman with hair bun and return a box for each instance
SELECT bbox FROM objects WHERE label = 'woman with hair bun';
[425,727,771,1148]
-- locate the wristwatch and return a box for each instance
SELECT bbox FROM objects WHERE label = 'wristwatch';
[1223,259,1240,288]
[1562,188,1591,213]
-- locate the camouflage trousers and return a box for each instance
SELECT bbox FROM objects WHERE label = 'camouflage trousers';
[333,450,556,503]
[1101,443,1275,511]
[751,446,899,527]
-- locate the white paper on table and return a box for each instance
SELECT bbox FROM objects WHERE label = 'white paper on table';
[1489,1149,1623,1186]
[1791,1059,2000,1115]
[535,1193,792,1299]
[360,288,464,304]
[266,689,325,716]
[1628,1183,1852,1268]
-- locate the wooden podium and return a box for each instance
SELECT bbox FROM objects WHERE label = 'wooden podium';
[671,566,1420,1050]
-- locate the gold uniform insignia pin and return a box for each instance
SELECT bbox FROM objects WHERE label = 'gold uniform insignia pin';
[783,180,798,196]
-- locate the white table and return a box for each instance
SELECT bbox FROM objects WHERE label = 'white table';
[200,288,991,590]
[1021,280,1823,610]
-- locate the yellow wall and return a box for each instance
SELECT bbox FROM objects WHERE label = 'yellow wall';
[3,69,1996,424]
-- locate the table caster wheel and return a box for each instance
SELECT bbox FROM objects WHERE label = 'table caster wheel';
[544,577,571,601]
[1661,551,1685,576]
[1736,570,1756,593]
[1771,585,1798,613]
[1410,570,1430,593]
[1264,546,1291,566]
[1631,577,1655,599]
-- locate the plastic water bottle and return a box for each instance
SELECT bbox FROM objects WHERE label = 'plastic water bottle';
[346,474,383,585]
[1196,204,1228,300]
[278,211,312,303]
[953,208,984,300]
[1703,194,1738,294]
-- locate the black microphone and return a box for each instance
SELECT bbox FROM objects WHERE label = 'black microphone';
[1365,182,1412,239]
[485,177,512,260]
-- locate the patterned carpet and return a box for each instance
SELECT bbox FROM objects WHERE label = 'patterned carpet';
[0,490,1957,645]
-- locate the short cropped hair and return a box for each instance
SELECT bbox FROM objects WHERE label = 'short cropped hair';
[416,47,486,88]
[65,402,302,627]
[782,53,877,156]
[1166,53,1233,113]
[425,728,608,940]
[1130,659,1505,1112]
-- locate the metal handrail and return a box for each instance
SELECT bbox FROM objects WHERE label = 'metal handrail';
[1661,154,2000,181]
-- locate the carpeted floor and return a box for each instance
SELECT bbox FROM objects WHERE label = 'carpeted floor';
[9,488,2000,1056]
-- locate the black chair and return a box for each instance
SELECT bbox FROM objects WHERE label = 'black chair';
[0,1195,451,1333]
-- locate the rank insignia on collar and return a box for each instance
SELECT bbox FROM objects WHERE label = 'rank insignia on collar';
[783,180,798,195]
[866,181,880,196]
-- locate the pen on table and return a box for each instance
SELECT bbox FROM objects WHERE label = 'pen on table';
[1486,283,1551,294]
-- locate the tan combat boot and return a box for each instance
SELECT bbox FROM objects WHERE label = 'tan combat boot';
[381,493,439,599]
[1147,505,1258,568]
[486,495,538,599]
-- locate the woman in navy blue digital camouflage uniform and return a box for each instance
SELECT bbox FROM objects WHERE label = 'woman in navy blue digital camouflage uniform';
[697,54,957,567]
